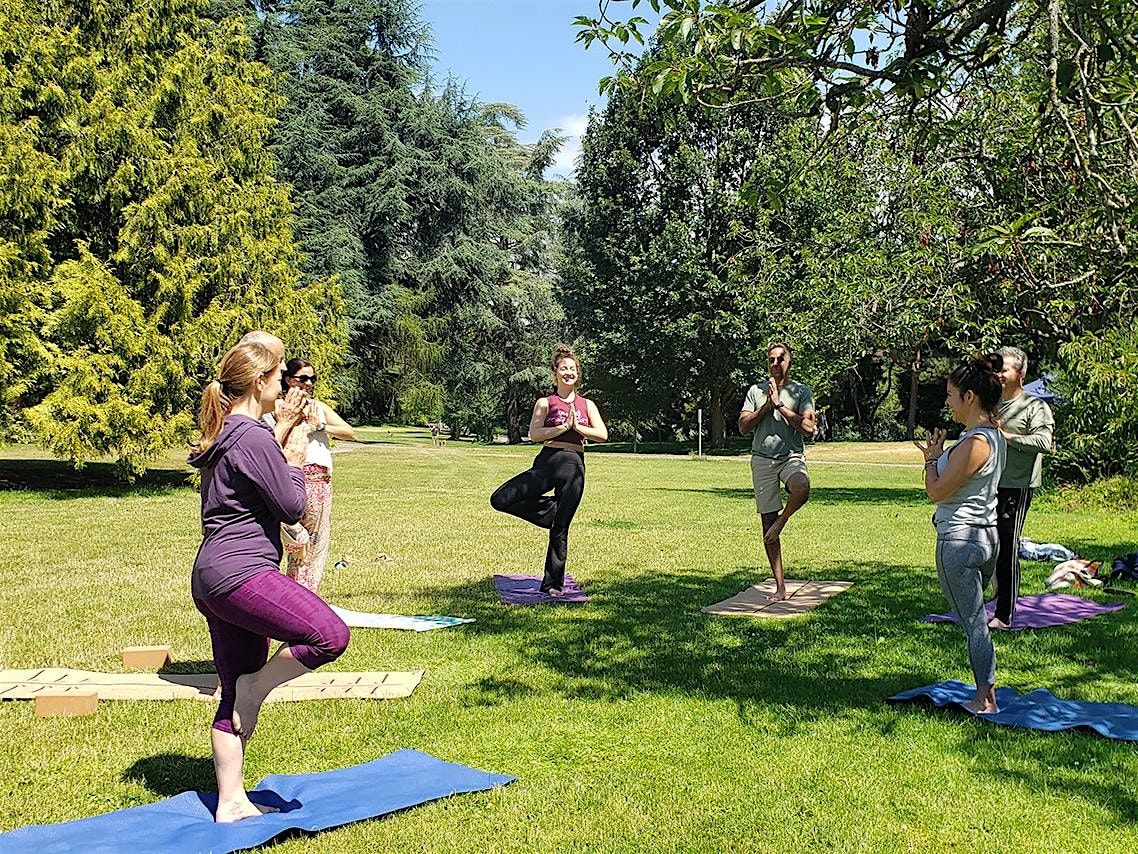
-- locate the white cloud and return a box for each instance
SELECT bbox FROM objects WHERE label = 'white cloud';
[544,112,589,180]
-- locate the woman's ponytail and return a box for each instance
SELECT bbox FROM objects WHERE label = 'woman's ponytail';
[193,342,278,452]
[195,381,228,453]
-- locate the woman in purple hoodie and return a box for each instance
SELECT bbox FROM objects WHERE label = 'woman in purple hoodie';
[189,341,350,823]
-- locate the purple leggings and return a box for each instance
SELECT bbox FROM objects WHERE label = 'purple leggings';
[194,569,350,734]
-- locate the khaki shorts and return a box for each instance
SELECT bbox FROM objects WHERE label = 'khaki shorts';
[750,453,809,514]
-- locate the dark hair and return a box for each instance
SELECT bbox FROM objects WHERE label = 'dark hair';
[768,342,792,359]
[948,353,1003,413]
[284,358,313,376]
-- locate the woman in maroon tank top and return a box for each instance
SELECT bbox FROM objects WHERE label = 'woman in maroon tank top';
[490,345,608,594]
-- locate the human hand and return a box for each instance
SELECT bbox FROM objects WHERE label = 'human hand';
[277,386,309,425]
[913,428,947,462]
[565,404,578,432]
[306,400,327,430]
[766,378,779,407]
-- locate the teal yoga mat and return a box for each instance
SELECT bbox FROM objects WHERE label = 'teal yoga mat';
[0,750,514,853]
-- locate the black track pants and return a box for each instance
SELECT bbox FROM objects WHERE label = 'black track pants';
[994,486,1033,624]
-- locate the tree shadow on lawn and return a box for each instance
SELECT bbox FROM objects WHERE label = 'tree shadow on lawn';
[122,752,215,797]
[411,561,1138,819]
[653,485,928,506]
[417,560,1138,709]
[1060,538,1138,566]
[0,458,191,499]
[952,708,1138,822]
[417,562,956,720]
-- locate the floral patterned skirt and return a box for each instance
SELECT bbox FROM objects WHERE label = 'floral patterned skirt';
[286,465,333,593]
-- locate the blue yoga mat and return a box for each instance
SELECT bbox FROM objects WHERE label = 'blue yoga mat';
[888,680,1138,740]
[0,749,514,853]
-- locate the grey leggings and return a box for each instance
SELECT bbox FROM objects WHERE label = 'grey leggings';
[935,528,998,686]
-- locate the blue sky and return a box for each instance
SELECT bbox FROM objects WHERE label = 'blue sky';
[419,0,653,178]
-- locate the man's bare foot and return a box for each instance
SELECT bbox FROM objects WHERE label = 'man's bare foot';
[544,587,562,597]
[215,798,278,823]
[763,518,786,545]
[232,673,263,741]
[988,617,1011,631]
[962,698,999,715]
[771,587,787,602]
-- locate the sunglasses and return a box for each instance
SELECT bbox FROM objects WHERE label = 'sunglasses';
[286,373,317,384]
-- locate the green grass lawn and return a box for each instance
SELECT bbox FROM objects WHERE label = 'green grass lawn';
[2,431,1137,851]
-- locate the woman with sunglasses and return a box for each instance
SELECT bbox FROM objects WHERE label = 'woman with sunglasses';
[266,359,355,592]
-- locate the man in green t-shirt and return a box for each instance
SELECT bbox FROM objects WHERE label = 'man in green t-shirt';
[738,343,816,601]
[991,345,1055,630]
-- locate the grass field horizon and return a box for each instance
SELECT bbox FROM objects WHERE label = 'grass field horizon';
[2,431,1137,851]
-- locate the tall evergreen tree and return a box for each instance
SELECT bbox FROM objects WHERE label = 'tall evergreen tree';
[254,0,567,433]
[0,0,342,473]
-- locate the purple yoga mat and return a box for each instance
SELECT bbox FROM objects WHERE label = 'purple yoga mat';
[493,573,588,605]
[922,593,1124,630]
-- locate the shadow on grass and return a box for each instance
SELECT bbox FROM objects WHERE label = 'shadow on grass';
[957,713,1138,821]
[123,753,215,796]
[653,485,928,506]
[415,561,950,718]
[159,660,217,675]
[407,558,1138,813]
[1060,539,1138,565]
[0,458,191,499]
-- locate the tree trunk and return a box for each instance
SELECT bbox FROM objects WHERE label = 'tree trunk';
[632,422,639,453]
[505,390,521,444]
[906,346,922,440]
[710,387,727,449]
[864,363,894,440]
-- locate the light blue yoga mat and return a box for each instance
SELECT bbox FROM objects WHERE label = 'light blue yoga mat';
[0,749,514,853]
[888,680,1138,740]
[328,605,475,631]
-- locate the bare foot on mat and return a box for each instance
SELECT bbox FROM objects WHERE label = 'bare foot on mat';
[215,799,278,823]
[962,698,999,715]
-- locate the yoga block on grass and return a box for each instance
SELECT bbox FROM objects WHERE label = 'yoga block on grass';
[122,646,172,669]
[35,693,97,717]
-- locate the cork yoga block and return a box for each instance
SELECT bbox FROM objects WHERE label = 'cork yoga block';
[122,646,173,669]
[34,693,98,717]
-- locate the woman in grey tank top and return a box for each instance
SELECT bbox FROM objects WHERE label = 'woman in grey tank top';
[914,354,1007,714]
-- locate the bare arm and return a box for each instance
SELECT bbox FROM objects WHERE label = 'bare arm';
[738,383,773,434]
[575,400,608,443]
[738,403,772,435]
[918,434,991,503]
[315,400,355,441]
[778,403,816,437]
[528,398,565,442]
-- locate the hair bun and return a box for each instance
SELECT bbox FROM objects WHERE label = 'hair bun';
[984,353,1003,373]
